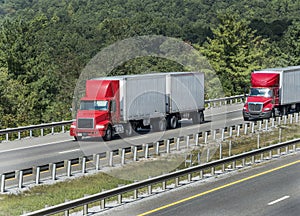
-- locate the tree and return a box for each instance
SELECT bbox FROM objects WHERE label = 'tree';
[280,21,300,66]
[201,12,270,95]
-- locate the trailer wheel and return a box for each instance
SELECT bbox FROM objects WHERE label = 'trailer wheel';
[103,125,112,141]
[168,115,178,129]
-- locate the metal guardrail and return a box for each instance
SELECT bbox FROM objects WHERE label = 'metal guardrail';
[23,137,300,216]
[0,95,244,141]
[0,120,73,141]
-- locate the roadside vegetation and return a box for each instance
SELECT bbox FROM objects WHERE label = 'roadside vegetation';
[1,0,300,129]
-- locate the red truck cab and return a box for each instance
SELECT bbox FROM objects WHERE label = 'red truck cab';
[243,73,279,120]
[70,80,119,141]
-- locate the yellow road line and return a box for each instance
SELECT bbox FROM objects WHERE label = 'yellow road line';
[138,159,300,216]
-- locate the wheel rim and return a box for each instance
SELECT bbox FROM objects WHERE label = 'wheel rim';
[170,116,177,129]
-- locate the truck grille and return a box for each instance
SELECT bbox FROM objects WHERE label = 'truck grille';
[248,103,263,112]
[78,118,94,129]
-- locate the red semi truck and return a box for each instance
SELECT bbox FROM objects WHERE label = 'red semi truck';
[70,72,205,141]
[243,66,300,121]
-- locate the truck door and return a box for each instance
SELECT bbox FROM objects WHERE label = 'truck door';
[110,100,117,123]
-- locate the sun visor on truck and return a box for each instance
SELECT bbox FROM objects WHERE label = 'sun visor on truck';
[251,73,279,87]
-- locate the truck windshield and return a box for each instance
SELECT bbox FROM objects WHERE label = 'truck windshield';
[80,100,108,111]
[250,88,273,97]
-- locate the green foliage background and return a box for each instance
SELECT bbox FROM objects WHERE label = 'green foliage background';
[0,0,300,128]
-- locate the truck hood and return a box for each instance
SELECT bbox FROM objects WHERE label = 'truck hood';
[76,110,109,123]
[246,96,272,104]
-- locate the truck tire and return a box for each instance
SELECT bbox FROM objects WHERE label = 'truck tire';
[199,112,204,124]
[168,115,178,129]
[103,125,112,141]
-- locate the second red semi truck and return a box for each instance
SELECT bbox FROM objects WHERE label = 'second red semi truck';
[243,66,300,121]
[70,72,205,141]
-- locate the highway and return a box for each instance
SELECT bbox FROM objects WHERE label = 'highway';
[97,153,300,216]
[0,104,244,173]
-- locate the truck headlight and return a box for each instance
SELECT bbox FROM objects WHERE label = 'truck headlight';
[96,125,105,129]
[264,107,271,111]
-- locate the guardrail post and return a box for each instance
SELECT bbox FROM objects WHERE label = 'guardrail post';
[18,131,21,140]
[148,177,152,195]
[35,167,40,184]
[284,115,287,124]
[195,133,199,146]
[83,195,88,215]
[166,140,170,154]
[229,140,232,157]
[206,148,210,162]
[94,154,100,170]
[257,132,260,149]
[64,199,69,216]
[204,132,208,144]
[121,149,125,165]
[219,143,222,159]
[162,180,166,190]
[62,125,65,133]
[187,173,192,182]
[41,128,44,136]
[30,130,32,138]
[258,121,262,130]
[144,144,149,158]
[296,113,299,123]
[221,129,225,141]
[133,146,138,161]
[156,141,160,155]
[244,123,248,135]
[186,136,190,148]
[175,177,179,187]
[51,163,57,180]
[6,133,8,141]
[271,118,275,127]
[66,160,72,177]
[81,157,86,174]
[17,170,23,189]
[211,167,215,176]
[108,151,113,167]
[51,126,54,135]
[265,119,268,131]
[278,117,281,125]
[200,169,203,179]
[229,127,233,137]
[237,125,240,137]
[1,174,5,193]
[176,137,180,150]
[251,122,255,133]
[100,189,105,209]
[289,114,293,124]
[213,130,216,140]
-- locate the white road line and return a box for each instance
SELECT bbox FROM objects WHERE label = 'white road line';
[0,139,74,154]
[230,117,243,121]
[58,148,81,154]
[129,135,149,141]
[268,196,290,205]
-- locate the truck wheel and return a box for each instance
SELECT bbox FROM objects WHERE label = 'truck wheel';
[168,115,178,129]
[103,125,112,141]
[199,112,204,124]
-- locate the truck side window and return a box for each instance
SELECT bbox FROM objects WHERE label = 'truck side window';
[110,100,116,112]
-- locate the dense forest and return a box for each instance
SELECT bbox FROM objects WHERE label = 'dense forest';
[0,0,300,129]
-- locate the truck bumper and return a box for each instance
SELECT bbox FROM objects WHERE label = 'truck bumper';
[71,129,106,138]
[243,111,272,120]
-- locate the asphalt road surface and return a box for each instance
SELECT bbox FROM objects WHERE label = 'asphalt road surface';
[97,153,300,216]
[0,104,244,173]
